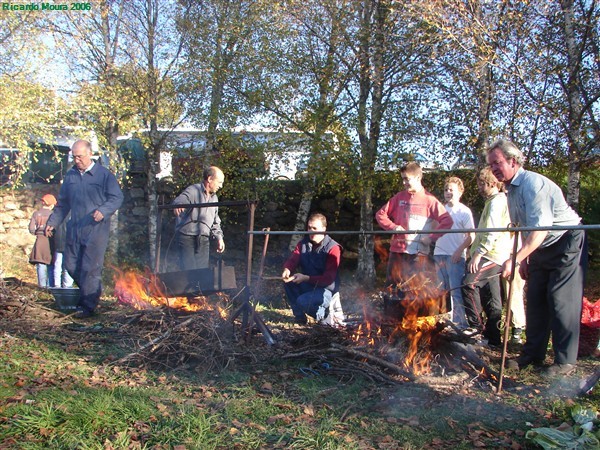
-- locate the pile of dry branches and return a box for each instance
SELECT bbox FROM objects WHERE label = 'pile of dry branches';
[275,319,508,390]
[111,307,261,373]
[0,278,61,322]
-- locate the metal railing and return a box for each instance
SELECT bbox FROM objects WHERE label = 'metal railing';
[248,222,597,393]
[248,223,600,236]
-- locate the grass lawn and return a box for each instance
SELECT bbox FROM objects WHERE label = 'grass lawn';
[1,243,599,449]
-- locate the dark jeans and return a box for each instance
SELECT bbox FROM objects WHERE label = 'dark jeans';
[177,233,210,270]
[462,258,503,344]
[284,282,330,321]
[522,229,587,365]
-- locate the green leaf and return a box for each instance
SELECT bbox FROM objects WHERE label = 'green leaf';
[526,427,600,450]
[571,405,598,426]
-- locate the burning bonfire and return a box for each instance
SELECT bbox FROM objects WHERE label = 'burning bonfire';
[110,263,500,386]
[351,273,447,376]
[110,268,235,371]
[113,268,228,317]
[351,240,450,375]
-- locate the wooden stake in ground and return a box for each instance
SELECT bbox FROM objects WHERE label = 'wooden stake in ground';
[497,230,520,394]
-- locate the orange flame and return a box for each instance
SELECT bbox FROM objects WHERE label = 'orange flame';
[397,315,437,374]
[374,236,389,264]
[113,268,217,313]
[350,265,447,375]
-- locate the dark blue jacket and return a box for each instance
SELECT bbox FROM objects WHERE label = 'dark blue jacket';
[48,162,123,231]
[297,235,341,293]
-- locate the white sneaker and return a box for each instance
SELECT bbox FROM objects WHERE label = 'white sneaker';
[462,327,481,337]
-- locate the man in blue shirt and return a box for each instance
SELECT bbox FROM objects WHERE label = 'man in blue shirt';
[46,140,124,318]
[487,139,587,376]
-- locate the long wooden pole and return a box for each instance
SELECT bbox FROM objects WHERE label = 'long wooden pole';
[497,230,520,394]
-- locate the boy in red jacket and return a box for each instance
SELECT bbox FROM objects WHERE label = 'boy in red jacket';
[376,162,453,285]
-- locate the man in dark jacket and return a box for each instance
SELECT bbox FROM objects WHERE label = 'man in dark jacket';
[173,166,225,270]
[46,139,124,318]
[282,213,342,325]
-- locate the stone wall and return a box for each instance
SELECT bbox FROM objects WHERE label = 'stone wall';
[0,185,61,257]
[1,179,372,275]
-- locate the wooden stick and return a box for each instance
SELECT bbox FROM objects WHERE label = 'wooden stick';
[111,315,199,365]
[330,343,416,381]
[497,230,520,394]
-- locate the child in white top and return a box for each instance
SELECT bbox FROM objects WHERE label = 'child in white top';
[433,177,475,329]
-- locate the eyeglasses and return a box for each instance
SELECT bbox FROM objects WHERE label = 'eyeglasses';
[72,154,88,160]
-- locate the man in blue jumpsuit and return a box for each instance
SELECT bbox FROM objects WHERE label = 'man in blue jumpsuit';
[46,139,124,318]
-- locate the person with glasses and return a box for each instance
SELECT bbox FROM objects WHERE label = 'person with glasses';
[487,139,587,376]
[46,139,123,318]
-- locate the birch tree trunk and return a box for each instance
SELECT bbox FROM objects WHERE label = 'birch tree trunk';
[560,0,583,210]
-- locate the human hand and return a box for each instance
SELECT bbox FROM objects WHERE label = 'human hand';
[450,250,461,264]
[92,210,104,222]
[216,239,225,253]
[282,269,296,283]
[291,273,308,284]
[174,207,184,216]
[467,253,481,273]
[45,225,54,237]
[503,259,528,280]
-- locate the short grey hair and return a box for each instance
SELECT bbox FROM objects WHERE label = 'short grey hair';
[487,139,526,165]
[203,166,222,181]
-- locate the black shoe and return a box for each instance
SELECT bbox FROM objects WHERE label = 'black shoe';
[506,355,544,370]
[294,316,307,325]
[74,309,95,319]
[487,340,502,349]
[543,363,576,377]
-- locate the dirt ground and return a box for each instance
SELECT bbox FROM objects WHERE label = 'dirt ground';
[2,273,599,443]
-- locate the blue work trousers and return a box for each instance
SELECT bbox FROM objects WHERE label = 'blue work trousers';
[64,221,110,313]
